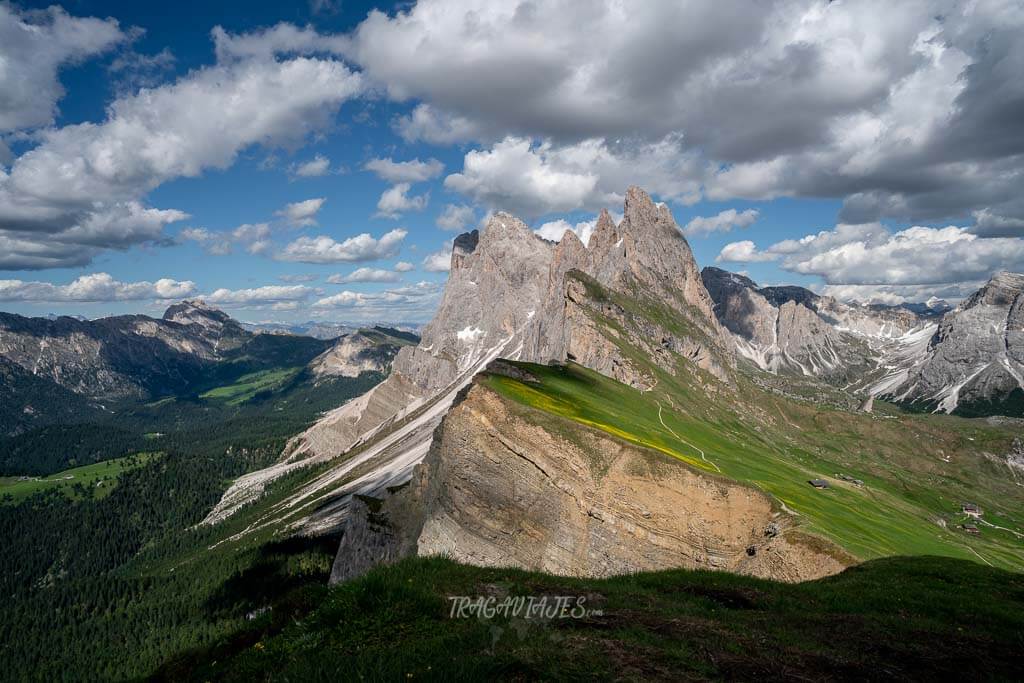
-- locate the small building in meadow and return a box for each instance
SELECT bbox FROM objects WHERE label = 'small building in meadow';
[962,503,982,518]
[808,479,830,489]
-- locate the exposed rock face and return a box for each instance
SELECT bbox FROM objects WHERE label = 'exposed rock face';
[701,266,935,381]
[0,309,222,401]
[885,272,1024,414]
[331,374,849,584]
[309,331,404,380]
[211,187,738,531]
[525,188,734,386]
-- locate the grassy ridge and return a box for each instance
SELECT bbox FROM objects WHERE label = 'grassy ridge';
[484,362,1024,571]
[158,554,1024,681]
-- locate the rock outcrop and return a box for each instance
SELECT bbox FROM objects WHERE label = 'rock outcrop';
[884,272,1024,414]
[331,368,850,584]
[309,329,408,380]
[208,187,738,531]
[701,266,936,382]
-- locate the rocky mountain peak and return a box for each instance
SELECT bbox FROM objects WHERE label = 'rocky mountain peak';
[162,299,233,327]
[451,229,479,270]
[962,271,1024,309]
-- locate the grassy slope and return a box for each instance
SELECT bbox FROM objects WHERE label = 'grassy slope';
[484,361,1024,571]
[475,270,1024,571]
[0,453,155,505]
[199,367,303,405]
[157,554,1024,682]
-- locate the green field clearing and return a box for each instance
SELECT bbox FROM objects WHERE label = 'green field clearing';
[0,453,156,504]
[199,367,301,405]
[484,361,1024,571]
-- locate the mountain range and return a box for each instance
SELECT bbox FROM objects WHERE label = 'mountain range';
[0,300,415,438]
[184,187,1024,588]
[4,187,1024,681]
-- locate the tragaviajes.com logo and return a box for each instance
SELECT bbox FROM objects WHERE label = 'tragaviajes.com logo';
[448,595,603,620]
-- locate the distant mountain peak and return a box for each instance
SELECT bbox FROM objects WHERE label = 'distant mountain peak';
[162,299,233,326]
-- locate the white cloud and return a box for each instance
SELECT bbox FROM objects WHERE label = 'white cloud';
[723,222,1024,287]
[393,104,483,144]
[0,25,362,268]
[276,198,326,226]
[0,5,127,133]
[204,284,312,305]
[179,222,271,255]
[327,267,402,284]
[343,0,1024,225]
[435,203,476,231]
[683,208,759,237]
[278,273,318,282]
[290,154,331,178]
[0,273,196,302]
[444,135,701,218]
[534,218,602,246]
[375,183,428,219]
[716,240,777,264]
[394,261,415,272]
[364,156,443,183]
[313,281,443,321]
[277,228,407,263]
[232,223,273,254]
[422,242,453,272]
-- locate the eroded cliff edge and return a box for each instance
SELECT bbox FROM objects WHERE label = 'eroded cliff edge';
[331,363,851,584]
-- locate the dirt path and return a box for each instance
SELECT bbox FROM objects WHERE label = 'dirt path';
[656,401,721,473]
[978,519,1024,539]
[961,543,994,567]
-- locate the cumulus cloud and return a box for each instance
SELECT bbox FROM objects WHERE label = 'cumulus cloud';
[394,261,415,272]
[277,228,407,263]
[278,273,318,282]
[327,267,402,284]
[289,154,331,178]
[343,0,1024,224]
[364,156,443,183]
[375,183,428,219]
[683,208,759,237]
[0,273,195,302]
[444,135,700,217]
[970,209,1024,239]
[721,222,1024,287]
[533,217,611,247]
[716,240,778,264]
[179,222,271,255]
[0,22,362,269]
[313,281,443,321]
[0,5,127,133]
[422,241,453,272]
[204,284,312,305]
[435,203,476,231]
[276,198,326,226]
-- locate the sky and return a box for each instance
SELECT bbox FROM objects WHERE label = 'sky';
[1,0,1023,323]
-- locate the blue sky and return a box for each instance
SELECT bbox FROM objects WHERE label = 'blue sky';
[2,1,1023,322]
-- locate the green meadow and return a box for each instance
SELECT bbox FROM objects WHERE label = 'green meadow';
[0,453,156,505]
[484,361,1024,571]
[199,367,302,405]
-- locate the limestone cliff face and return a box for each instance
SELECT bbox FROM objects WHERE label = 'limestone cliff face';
[331,370,849,584]
[523,187,734,386]
[701,266,934,381]
[891,272,1024,413]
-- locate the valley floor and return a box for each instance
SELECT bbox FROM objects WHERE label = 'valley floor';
[157,554,1024,681]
